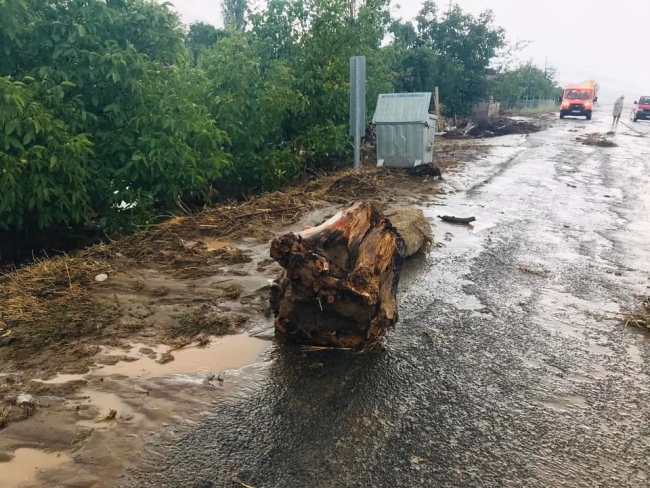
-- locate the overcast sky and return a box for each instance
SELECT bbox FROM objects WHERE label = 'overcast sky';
[168,0,649,100]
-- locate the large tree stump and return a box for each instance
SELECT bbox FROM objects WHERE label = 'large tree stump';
[270,202,407,350]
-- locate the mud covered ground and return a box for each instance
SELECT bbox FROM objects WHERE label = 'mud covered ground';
[0,136,489,487]
[111,109,650,487]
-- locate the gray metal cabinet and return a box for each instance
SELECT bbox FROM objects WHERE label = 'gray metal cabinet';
[372,92,437,168]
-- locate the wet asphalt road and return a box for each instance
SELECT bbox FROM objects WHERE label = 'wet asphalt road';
[125,107,650,487]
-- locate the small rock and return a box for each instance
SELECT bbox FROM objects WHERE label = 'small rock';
[157,352,174,365]
[95,273,109,283]
[139,347,154,356]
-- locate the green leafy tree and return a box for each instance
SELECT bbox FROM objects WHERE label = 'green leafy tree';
[490,62,562,103]
[389,1,505,116]
[221,0,247,30]
[199,32,305,191]
[187,22,226,64]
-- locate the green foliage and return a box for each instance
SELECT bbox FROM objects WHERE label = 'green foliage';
[389,2,506,116]
[221,0,247,30]
[0,77,93,230]
[199,33,304,191]
[1,0,228,233]
[187,22,226,64]
[489,62,562,103]
[1,0,521,237]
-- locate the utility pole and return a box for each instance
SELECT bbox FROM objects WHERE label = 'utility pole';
[448,0,452,13]
[544,56,548,76]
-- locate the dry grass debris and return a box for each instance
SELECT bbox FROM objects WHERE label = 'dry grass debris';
[578,133,617,147]
[170,307,248,340]
[0,407,9,429]
[0,254,118,356]
[625,296,650,331]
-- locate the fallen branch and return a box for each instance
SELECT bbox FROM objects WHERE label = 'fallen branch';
[438,215,476,224]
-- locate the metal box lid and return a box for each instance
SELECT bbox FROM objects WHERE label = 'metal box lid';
[372,92,435,124]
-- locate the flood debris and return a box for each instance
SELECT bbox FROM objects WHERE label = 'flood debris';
[96,409,117,423]
[405,163,443,179]
[156,352,175,365]
[577,133,617,147]
[442,117,541,139]
[0,407,9,428]
[270,202,407,350]
[438,215,476,224]
[625,296,650,331]
[0,254,118,357]
[16,393,36,418]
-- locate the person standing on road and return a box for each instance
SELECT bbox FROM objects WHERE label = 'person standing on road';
[612,95,625,126]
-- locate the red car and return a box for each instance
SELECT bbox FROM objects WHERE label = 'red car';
[631,96,650,122]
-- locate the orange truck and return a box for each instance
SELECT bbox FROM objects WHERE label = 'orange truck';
[559,85,595,120]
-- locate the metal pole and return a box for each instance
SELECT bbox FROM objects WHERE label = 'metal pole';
[350,56,366,171]
[355,62,362,170]
[354,130,360,170]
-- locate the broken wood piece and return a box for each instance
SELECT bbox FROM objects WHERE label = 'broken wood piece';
[270,201,406,351]
[438,215,476,224]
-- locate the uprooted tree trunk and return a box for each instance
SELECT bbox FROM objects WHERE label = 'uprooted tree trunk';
[270,202,426,351]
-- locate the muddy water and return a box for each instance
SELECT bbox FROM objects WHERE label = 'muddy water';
[34,334,270,385]
[75,389,144,429]
[96,333,270,379]
[0,448,71,488]
[33,373,92,385]
[181,237,232,251]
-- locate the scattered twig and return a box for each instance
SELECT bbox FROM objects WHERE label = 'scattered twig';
[233,478,255,488]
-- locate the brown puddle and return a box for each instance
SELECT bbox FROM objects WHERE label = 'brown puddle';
[75,389,144,429]
[96,333,270,379]
[0,448,71,488]
[184,237,231,251]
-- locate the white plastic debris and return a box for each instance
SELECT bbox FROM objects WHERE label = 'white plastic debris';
[16,393,35,406]
[95,273,109,283]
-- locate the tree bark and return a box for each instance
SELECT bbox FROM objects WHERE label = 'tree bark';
[270,202,406,351]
